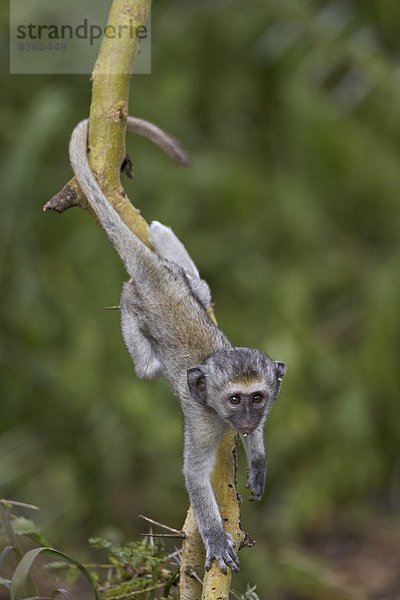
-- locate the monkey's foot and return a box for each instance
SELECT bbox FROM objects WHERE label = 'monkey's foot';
[204,530,240,574]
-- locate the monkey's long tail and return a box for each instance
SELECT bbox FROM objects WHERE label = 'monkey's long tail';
[69,119,154,277]
[126,116,190,166]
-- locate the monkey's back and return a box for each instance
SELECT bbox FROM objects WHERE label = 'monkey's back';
[121,258,231,387]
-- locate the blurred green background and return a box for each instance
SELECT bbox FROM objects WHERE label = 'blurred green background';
[1,1,400,598]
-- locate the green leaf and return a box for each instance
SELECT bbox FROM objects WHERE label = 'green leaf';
[0,545,14,568]
[53,589,73,599]
[10,547,100,600]
[45,561,80,585]
[0,506,22,559]
[11,517,49,546]
[88,537,112,551]
[0,576,11,589]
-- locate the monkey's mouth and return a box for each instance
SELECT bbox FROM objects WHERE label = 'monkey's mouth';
[238,426,257,437]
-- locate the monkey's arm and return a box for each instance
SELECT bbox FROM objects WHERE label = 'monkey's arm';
[242,426,266,501]
[120,280,163,380]
[183,422,240,574]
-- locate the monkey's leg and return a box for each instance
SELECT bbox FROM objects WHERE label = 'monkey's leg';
[184,433,240,574]
[120,282,162,380]
[242,426,266,501]
[149,221,211,308]
[149,221,200,276]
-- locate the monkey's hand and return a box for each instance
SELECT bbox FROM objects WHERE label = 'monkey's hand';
[204,529,240,574]
[246,458,266,502]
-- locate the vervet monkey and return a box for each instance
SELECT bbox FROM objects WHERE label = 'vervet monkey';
[69,118,286,574]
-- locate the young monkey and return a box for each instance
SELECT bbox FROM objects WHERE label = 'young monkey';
[69,118,286,575]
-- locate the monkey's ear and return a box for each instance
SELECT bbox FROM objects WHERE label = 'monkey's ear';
[274,361,286,382]
[187,367,207,405]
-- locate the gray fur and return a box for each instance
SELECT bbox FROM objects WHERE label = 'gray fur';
[126,117,190,166]
[149,221,212,308]
[69,119,286,574]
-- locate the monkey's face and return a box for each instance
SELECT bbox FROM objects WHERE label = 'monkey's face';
[221,387,269,435]
[187,348,286,432]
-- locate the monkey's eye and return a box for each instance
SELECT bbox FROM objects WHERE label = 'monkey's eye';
[252,393,264,404]
[229,395,241,406]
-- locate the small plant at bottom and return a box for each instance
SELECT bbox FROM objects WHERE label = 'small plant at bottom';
[88,536,179,599]
[0,499,259,599]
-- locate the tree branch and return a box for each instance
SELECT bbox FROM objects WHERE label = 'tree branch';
[201,433,245,599]
[87,0,151,245]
